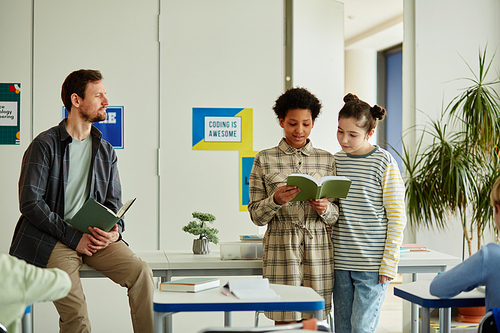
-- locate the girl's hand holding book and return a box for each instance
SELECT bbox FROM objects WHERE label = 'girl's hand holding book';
[273,185,300,205]
[308,198,328,215]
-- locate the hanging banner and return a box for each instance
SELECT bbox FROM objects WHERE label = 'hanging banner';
[192,107,253,151]
[63,106,124,149]
[0,83,21,145]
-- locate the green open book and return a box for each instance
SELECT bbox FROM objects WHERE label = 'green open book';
[286,173,351,202]
[69,198,136,234]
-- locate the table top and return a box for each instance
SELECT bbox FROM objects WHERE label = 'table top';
[164,248,461,274]
[79,248,462,278]
[153,281,325,313]
[165,250,261,270]
[394,279,485,308]
[397,249,461,274]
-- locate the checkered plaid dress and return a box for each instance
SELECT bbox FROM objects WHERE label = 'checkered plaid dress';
[248,138,339,322]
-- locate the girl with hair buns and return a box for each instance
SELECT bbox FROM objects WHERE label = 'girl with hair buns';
[332,93,407,332]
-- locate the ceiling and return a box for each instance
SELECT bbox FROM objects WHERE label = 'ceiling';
[337,0,403,50]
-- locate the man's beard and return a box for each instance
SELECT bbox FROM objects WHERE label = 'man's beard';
[81,108,107,123]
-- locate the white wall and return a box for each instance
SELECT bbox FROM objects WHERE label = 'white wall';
[411,0,500,259]
[344,49,378,145]
[31,0,160,252]
[0,0,33,255]
[345,49,377,105]
[293,0,345,154]
[159,0,284,252]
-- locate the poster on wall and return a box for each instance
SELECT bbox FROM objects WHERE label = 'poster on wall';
[0,83,21,145]
[63,106,124,149]
[239,151,259,212]
[192,107,253,151]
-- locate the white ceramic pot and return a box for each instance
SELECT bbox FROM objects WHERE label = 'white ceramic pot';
[192,238,210,254]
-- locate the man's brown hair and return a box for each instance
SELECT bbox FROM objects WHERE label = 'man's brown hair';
[61,69,102,112]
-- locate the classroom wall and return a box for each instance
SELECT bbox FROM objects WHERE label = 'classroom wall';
[293,0,344,154]
[0,0,33,257]
[158,0,284,252]
[0,1,344,332]
[409,0,500,260]
[345,49,377,105]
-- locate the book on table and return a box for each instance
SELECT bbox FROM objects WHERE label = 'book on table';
[286,173,351,202]
[69,198,136,234]
[400,244,427,251]
[239,235,264,242]
[224,278,280,300]
[160,277,220,293]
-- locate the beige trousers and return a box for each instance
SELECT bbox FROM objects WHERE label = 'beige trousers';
[46,240,154,333]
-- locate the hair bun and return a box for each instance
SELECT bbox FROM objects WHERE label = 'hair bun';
[343,93,359,103]
[371,105,387,120]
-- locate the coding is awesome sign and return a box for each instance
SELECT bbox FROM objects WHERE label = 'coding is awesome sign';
[192,107,252,151]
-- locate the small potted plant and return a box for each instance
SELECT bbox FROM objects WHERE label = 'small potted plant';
[182,211,219,254]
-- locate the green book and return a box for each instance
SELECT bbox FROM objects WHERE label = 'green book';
[69,198,136,233]
[286,173,351,202]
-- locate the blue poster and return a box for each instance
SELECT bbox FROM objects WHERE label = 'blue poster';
[63,106,124,149]
[241,156,255,206]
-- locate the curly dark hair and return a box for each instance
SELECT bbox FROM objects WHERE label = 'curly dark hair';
[338,93,386,133]
[273,87,322,120]
[61,69,103,112]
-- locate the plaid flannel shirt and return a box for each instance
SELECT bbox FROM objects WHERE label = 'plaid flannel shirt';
[10,119,124,268]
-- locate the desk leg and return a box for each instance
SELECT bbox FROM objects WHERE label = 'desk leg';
[154,312,164,333]
[224,312,232,326]
[153,312,172,333]
[315,310,323,321]
[420,307,431,333]
[411,273,419,333]
[439,308,451,333]
[22,306,32,333]
[165,314,173,333]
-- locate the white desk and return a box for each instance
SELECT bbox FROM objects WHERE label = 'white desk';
[394,280,485,333]
[163,250,262,281]
[397,250,461,332]
[27,249,459,333]
[164,249,461,333]
[397,249,461,276]
[153,282,325,333]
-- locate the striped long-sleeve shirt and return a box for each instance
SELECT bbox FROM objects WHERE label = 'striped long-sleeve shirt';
[332,146,406,278]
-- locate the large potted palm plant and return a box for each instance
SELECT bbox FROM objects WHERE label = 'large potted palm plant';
[400,48,500,322]
[402,48,500,254]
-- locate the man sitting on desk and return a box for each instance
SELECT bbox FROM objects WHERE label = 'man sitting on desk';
[430,177,500,313]
[9,69,154,333]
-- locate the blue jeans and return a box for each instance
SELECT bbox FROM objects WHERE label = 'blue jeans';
[333,270,388,333]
